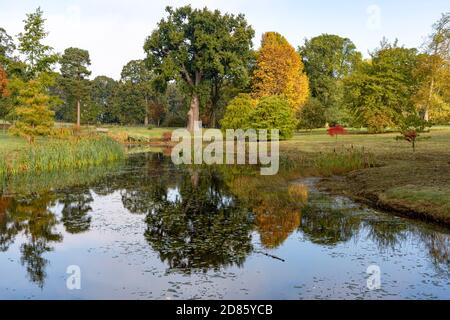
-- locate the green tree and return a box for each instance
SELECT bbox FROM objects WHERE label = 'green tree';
[299,34,362,124]
[17,7,58,77]
[414,13,450,122]
[111,82,146,125]
[163,82,189,126]
[297,98,327,130]
[144,6,254,131]
[90,76,117,123]
[58,47,91,127]
[0,27,16,68]
[344,42,419,133]
[9,78,54,142]
[220,94,256,130]
[120,59,160,125]
[249,96,298,140]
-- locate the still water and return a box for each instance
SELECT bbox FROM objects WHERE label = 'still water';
[0,153,449,299]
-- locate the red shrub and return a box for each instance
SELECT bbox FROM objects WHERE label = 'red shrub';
[327,125,347,137]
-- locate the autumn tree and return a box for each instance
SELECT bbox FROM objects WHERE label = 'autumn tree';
[144,6,254,131]
[299,34,362,125]
[9,78,54,142]
[252,32,309,111]
[58,47,91,127]
[0,66,8,98]
[414,13,450,122]
[0,66,9,119]
[17,7,58,78]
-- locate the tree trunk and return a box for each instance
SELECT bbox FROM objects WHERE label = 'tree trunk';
[76,100,81,128]
[211,110,216,128]
[187,93,200,132]
[424,77,434,122]
[144,97,149,126]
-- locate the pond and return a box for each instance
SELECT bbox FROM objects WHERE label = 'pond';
[0,152,449,299]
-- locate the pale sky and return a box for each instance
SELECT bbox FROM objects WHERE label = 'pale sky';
[0,0,448,79]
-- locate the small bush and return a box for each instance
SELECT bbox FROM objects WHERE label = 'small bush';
[249,96,298,140]
[220,94,257,130]
[147,124,155,130]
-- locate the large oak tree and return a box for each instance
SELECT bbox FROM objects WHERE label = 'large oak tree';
[144,6,254,131]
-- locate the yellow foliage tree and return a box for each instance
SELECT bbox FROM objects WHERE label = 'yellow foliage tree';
[252,32,309,111]
[9,79,54,142]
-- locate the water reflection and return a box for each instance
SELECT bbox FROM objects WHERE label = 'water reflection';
[144,168,253,272]
[0,152,449,289]
[1,194,62,287]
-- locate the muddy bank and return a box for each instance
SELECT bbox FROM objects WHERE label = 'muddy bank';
[318,174,450,228]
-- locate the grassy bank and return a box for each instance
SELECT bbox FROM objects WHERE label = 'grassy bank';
[104,125,174,143]
[280,126,450,226]
[0,134,124,177]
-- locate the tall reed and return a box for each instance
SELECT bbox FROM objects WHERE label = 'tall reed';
[313,146,375,176]
[1,136,124,176]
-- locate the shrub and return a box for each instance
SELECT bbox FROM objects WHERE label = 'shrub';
[220,94,256,130]
[162,131,172,142]
[249,96,298,140]
[147,124,155,130]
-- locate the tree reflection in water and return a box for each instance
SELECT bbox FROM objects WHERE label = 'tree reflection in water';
[0,193,62,288]
[60,188,93,234]
[0,152,449,287]
[143,168,254,272]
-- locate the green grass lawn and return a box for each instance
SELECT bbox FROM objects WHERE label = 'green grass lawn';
[103,125,175,140]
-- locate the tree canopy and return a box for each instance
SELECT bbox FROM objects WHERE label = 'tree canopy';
[17,7,58,77]
[58,47,92,126]
[344,42,420,132]
[144,5,254,130]
[300,34,362,125]
[252,32,309,111]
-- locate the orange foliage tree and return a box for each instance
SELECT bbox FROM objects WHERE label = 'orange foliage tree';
[252,32,309,111]
[0,66,9,98]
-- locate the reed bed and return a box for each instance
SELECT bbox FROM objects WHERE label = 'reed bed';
[313,146,375,176]
[0,136,124,176]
